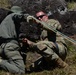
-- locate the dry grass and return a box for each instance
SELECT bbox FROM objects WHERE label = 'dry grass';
[0,0,76,75]
[67,2,76,10]
[0,0,11,9]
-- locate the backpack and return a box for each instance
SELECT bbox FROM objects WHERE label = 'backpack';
[0,8,12,23]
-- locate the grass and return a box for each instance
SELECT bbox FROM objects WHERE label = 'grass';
[0,41,76,75]
[0,0,11,9]
[0,0,76,75]
[67,2,76,10]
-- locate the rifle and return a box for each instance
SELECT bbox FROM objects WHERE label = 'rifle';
[26,16,76,45]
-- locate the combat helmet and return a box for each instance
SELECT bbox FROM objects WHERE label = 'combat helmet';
[10,6,22,13]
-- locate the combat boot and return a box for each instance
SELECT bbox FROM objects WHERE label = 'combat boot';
[55,57,68,68]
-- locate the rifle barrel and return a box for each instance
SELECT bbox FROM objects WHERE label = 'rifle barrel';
[41,21,76,45]
[31,16,76,45]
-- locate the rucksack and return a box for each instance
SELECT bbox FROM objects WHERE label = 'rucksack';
[0,8,12,23]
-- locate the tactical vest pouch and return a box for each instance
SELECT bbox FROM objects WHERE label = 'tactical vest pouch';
[25,51,43,72]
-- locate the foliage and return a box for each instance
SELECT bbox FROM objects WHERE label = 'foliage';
[67,2,76,10]
[0,0,11,9]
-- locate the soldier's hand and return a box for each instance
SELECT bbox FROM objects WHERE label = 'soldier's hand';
[27,15,40,23]
[22,38,34,46]
[27,16,34,22]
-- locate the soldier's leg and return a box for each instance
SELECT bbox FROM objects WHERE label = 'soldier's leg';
[0,59,25,74]
[36,41,68,68]
[0,40,25,74]
[56,42,67,60]
[37,41,59,59]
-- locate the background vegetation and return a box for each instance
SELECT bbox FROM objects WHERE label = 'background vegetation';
[67,1,76,10]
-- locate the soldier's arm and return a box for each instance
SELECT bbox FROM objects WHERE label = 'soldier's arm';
[50,19,62,31]
[21,38,36,48]
[55,21,62,31]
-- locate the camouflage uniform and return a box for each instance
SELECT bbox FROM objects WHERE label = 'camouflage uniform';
[0,11,29,74]
[38,19,67,60]
[25,19,68,71]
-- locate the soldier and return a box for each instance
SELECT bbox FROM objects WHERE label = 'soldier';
[35,11,68,68]
[0,6,30,74]
[22,11,68,70]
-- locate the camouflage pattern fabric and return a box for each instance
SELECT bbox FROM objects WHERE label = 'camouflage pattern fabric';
[25,51,43,71]
[40,19,67,60]
[24,19,67,71]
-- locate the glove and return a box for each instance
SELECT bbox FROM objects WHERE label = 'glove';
[27,15,40,23]
[27,15,35,22]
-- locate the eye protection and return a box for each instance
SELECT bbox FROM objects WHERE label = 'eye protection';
[36,15,45,19]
